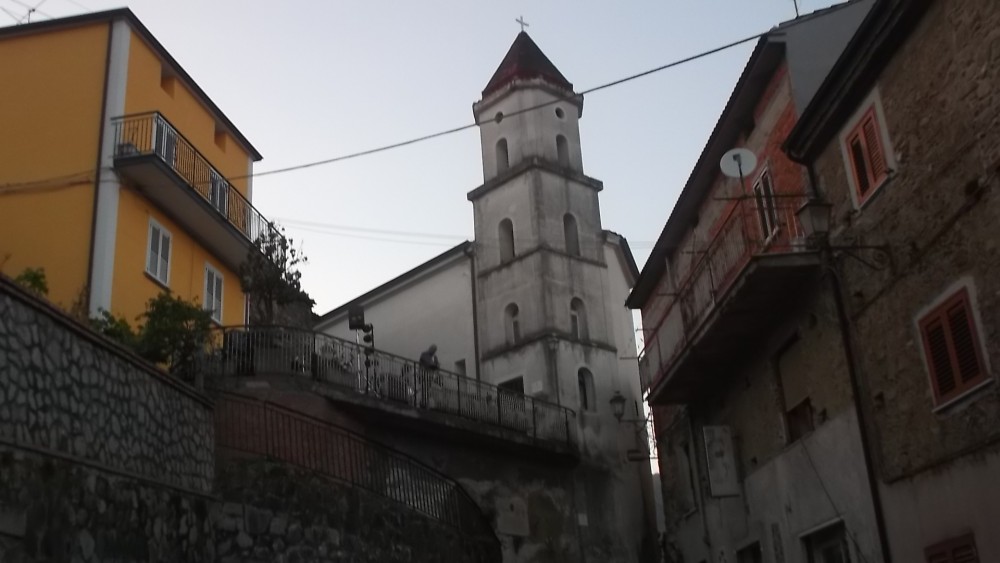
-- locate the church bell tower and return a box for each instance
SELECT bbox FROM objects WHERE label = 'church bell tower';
[469,32,616,421]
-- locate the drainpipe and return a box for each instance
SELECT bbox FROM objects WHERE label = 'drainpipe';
[466,243,482,381]
[807,164,892,563]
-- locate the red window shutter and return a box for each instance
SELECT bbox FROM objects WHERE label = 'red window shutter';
[924,318,957,397]
[861,111,888,183]
[925,534,979,563]
[946,301,982,383]
[952,544,979,563]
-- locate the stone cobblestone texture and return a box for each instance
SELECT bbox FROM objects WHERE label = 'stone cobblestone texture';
[0,288,214,492]
[214,457,501,563]
[0,445,213,562]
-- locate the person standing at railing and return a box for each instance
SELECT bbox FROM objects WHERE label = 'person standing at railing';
[418,344,440,408]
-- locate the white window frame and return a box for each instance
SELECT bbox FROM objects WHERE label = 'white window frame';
[204,263,224,324]
[837,88,896,210]
[146,218,172,286]
[752,167,780,242]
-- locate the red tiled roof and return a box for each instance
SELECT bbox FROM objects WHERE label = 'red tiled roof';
[482,32,573,97]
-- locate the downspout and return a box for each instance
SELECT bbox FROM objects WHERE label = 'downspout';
[807,164,892,563]
[467,243,482,380]
[85,21,116,315]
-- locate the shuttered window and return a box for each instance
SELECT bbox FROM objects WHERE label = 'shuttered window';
[919,289,988,405]
[925,533,979,563]
[845,106,889,203]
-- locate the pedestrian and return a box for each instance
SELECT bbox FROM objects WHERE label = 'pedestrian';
[418,344,440,407]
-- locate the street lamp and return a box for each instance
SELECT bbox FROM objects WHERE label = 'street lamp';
[610,390,627,422]
[796,197,833,248]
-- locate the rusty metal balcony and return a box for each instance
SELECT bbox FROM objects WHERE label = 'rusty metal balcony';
[111,112,282,270]
[200,326,578,457]
[640,195,821,404]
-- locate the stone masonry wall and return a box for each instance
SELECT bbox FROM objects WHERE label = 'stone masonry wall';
[810,0,1000,481]
[0,278,214,492]
[214,456,500,563]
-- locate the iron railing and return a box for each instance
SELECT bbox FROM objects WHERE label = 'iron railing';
[215,392,498,549]
[201,326,576,446]
[639,194,807,393]
[110,112,282,246]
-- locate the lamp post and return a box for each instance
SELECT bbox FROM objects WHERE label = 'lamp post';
[609,390,654,462]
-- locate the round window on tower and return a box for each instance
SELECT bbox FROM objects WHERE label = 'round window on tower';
[495,111,504,124]
[555,107,565,119]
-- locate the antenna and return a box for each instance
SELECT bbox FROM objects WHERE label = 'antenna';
[793,0,800,18]
[720,148,757,193]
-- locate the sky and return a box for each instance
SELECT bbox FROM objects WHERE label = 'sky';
[5,0,845,314]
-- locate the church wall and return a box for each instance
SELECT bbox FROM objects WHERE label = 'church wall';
[318,255,477,378]
[535,170,603,261]
[472,174,539,273]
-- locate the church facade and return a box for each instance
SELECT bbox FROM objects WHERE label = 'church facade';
[316,32,655,562]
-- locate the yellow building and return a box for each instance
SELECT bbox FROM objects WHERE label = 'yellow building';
[0,9,277,326]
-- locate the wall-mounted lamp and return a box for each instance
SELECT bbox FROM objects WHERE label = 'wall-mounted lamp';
[796,197,891,270]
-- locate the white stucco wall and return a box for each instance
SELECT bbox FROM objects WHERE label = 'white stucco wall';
[880,446,1000,562]
[316,253,477,378]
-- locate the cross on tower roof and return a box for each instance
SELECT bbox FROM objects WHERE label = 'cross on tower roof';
[516,16,529,32]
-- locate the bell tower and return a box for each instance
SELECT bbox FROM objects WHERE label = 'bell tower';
[468,32,614,418]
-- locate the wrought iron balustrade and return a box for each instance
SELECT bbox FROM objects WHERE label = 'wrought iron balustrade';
[215,392,498,547]
[639,194,807,392]
[111,112,281,247]
[202,326,576,446]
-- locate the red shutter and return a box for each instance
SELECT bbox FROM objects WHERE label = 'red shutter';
[947,301,982,383]
[925,534,979,563]
[861,111,888,183]
[920,289,987,404]
[924,318,956,396]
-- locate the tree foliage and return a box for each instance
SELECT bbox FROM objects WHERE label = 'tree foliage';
[89,292,212,381]
[14,267,48,297]
[239,225,313,326]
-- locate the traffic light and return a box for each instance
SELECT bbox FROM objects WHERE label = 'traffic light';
[348,305,366,331]
[362,323,375,367]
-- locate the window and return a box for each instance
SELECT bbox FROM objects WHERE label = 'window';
[563,213,580,256]
[153,117,178,166]
[496,138,509,174]
[925,533,979,563]
[920,288,988,405]
[570,298,588,340]
[146,219,172,286]
[786,398,814,442]
[209,170,228,214]
[498,376,524,394]
[556,134,569,167]
[204,264,224,323]
[737,542,763,563]
[752,169,779,239]
[845,106,889,203]
[499,219,515,263]
[577,368,595,411]
[504,303,521,345]
[805,523,850,563]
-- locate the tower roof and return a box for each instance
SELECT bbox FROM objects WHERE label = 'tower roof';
[482,31,573,98]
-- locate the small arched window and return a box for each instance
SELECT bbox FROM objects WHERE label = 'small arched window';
[556,135,569,167]
[563,213,580,256]
[499,219,515,263]
[504,303,521,345]
[578,368,595,412]
[496,138,509,174]
[570,298,588,340]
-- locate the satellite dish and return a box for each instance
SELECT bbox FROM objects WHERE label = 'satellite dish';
[719,148,757,179]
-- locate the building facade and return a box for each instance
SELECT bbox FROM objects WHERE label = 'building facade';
[786,0,1000,560]
[316,32,655,562]
[0,10,277,326]
[626,3,882,563]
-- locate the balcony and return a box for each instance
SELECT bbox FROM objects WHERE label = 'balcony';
[111,112,282,270]
[640,194,821,404]
[201,327,578,457]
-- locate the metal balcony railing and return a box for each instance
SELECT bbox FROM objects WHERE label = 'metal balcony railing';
[639,194,807,393]
[215,392,499,550]
[201,326,577,446]
[111,112,282,247]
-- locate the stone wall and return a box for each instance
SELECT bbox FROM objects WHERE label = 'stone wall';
[214,457,500,563]
[0,277,214,492]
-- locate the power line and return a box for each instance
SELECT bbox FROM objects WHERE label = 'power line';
[232,30,766,181]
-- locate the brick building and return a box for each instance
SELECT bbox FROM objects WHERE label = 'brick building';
[785,0,1000,560]
[625,3,878,562]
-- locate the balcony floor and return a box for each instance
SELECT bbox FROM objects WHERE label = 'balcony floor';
[648,251,822,404]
